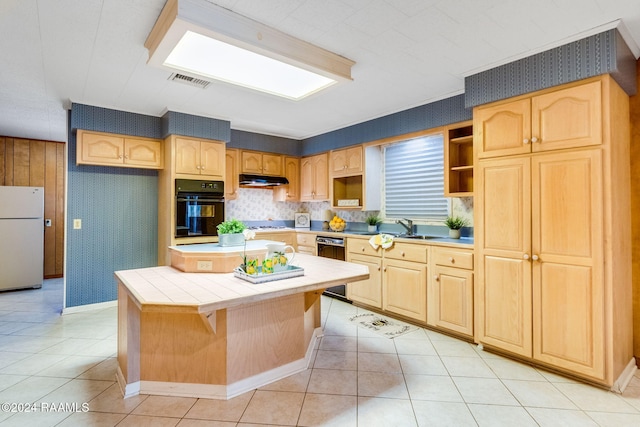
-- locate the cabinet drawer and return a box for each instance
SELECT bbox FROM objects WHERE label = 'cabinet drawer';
[433,248,473,270]
[297,233,316,246]
[385,242,427,263]
[347,238,381,257]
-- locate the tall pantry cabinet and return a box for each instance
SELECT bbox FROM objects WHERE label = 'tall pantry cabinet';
[474,75,633,390]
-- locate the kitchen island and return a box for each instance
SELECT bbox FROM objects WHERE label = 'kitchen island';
[115,253,368,400]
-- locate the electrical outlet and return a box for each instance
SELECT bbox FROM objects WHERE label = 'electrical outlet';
[196,260,213,271]
[73,219,82,229]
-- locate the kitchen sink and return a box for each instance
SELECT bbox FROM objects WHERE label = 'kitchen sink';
[395,234,442,240]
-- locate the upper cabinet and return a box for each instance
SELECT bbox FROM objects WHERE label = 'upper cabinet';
[241,151,283,176]
[225,148,240,200]
[300,153,329,201]
[273,156,300,202]
[175,137,225,179]
[329,145,381,210]
[474,80,602,159]
[77,130,163,169]
[330,146,363,176]
[444,121,474,197]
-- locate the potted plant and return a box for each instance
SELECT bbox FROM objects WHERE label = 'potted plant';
[365,214,382,233]
[444,216,467,239]
[217,218,247,246]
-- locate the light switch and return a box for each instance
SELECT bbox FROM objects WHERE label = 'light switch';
[73,219,82,229]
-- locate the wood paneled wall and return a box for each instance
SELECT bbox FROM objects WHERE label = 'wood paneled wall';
[0,137,65,278]
[631,60,640,364]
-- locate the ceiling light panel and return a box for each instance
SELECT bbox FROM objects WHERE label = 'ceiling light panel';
[146,0,354,100]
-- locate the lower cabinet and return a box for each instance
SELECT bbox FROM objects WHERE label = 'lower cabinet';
[296,232,317,255]
[428,247,474,337]
[347,238,427,322]
[383,257,427,321]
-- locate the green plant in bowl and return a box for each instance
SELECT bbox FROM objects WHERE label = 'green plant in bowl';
[444,216,467,230]
[217,218,247,235]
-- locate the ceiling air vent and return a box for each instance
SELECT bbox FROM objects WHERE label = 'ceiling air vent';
[168,73,211,89]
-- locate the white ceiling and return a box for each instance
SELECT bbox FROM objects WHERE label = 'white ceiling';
[1,0,639,143]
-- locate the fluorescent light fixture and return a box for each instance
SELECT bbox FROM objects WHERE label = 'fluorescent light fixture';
[146,0,354,100]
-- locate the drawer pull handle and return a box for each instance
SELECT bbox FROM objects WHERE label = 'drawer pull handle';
[401,251,405,257]
[449,257,455,264]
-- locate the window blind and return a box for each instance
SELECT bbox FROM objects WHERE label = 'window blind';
[383,134,448,219]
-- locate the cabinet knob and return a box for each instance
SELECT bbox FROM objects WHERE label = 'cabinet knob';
[434,275,440,282]
[532,254,540,261]
[383,267,387,272]
[361,247,365,252]
[449,257,455,264]
[377,266,381,271]
[523,254,530,260]
[401,251,405,257]
[201,166,205,170]
[531,136,539,143]
[523,138,530,144]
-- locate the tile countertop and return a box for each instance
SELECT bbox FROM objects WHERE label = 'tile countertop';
[115,253,369,313]
[293,228,474,249]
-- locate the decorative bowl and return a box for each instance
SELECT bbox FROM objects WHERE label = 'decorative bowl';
[329,222,346,232]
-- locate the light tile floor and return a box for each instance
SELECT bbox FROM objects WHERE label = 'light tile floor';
[0,278,639,426]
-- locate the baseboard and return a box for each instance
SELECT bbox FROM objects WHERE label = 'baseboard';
[116,366,140,398]
[611,358,638,393]
[62,300,117,314]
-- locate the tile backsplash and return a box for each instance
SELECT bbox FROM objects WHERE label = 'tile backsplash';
[225,188,473,228]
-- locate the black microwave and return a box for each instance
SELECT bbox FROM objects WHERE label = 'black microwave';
[175,179,225,238]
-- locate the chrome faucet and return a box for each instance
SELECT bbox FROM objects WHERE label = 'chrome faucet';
[396,218,414,235]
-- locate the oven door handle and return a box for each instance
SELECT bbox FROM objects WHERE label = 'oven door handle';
[176,197,225,203]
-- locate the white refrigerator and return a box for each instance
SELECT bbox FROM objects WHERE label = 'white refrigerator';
[0,186,44,291]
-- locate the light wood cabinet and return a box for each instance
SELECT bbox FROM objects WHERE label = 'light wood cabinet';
[444,121,474,196]
[428,247,474,337]
[475,80,602,159]
[383,257,427,322]
[347,238,427,321]
[300,153,329,201]
[474,75,632,388]
[225,148,240,200]
[296,232,316,255]
[256,231,296,247]
[175,137,225,179]
[77,130,163,169]
[330,146,363,176]
[273,156,300,202]
[241,151,283,176]
[330,145,382,210]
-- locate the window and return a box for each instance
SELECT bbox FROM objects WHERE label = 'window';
[383,134,448,219]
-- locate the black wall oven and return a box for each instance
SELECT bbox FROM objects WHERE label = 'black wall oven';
[175,179,225,238]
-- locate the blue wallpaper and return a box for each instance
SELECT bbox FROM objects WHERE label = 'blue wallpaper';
[66,106,159,308]
[301,94,471,155]
[465,29,636,108]
[230,129,301,156]
[161,110,231,141]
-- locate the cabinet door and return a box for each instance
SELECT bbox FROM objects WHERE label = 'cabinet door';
[430,265,473,336]
[312,154,329,199]
[346,253,382,308]
[175,138,201,175]
[531,150,604,378]
[78,131,124,165]
[331,146,363,176]
[531,80,602,152]
[274,156,300,202]
[383,259,427,322]
[475,98,531,159]
[476,157,532,357]
[225,149,239,200]
[125,138,162,169]
[241,151,263,174]
[200,141,225,178]
[300,154,328,201]
[262,153,283,176]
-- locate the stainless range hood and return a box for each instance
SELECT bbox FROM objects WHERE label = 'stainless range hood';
[239,174,289,187]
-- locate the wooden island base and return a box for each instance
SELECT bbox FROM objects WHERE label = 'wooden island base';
[115,255,368,400]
